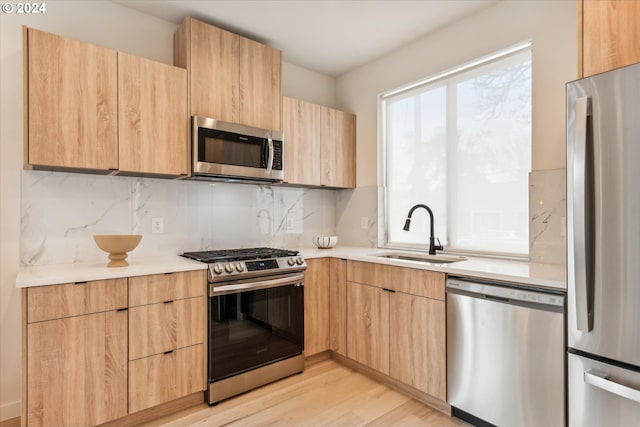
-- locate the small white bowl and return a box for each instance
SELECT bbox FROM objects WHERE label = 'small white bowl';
[313,236,337,249]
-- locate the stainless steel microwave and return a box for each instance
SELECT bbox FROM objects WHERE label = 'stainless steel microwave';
[191,116,284,183]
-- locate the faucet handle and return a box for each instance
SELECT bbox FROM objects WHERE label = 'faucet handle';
[434,237,444,251]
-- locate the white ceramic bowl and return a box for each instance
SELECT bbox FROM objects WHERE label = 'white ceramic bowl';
[313,236,337,249]
[93,234,142,267]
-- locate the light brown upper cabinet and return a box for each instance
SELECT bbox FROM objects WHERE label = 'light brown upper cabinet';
[283,96,356,188]
[174,17,283,132]
[283,97,321,186]
[26,27,118,171]
[25,27,188,176]
[321,107,356,188]
[579,0,640,77]
[118,53,189,176]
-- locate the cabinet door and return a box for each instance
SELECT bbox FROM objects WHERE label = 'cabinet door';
[581,0,640,77]
[240,37,282,131]
[27,28,118,170]
[320,106,356,188]
[329,258,347,355]
[129,344,204,413]
[118,53,188,176]
[389,292,446,400]
[346,282,389,374]
[187,18,240,122]
[129,297,204,360]
[282,96,321,185]
[304,258,330,355]
[27,311,127,427]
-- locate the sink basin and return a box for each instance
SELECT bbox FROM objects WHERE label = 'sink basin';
[374,252,466,264]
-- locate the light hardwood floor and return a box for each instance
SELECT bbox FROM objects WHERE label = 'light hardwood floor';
[141,359,467,427]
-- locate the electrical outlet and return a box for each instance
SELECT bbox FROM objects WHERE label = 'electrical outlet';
[151,217,164,234]
[286,216,294,231]
[360,217,369,229]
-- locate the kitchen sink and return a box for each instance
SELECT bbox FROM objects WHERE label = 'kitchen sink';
[374,252,466,264]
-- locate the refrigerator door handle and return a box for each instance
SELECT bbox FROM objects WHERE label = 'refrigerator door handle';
[572,96,593,332]
[584,369,640,403]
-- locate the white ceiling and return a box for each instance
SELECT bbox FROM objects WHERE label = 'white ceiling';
[114,0,499,77]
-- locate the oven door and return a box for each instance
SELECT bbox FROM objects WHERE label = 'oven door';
[208,273,304,383]
[193,116,283,181]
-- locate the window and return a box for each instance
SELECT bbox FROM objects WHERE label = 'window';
[381,43,532,257]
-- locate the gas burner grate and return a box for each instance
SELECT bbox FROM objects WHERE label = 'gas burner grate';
[181,247,298,263]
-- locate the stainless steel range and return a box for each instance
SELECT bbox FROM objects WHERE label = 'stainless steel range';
[181,247,306,405]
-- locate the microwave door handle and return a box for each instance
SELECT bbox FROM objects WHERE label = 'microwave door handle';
[266,133,274,176]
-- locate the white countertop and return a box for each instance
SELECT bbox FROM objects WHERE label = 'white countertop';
[299,246,566,291]
[15,256,207,288]
[16,246,566,291]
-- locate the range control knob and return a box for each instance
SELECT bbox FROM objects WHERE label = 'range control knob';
[212,264,223,275]
[224,264,234,273]
[236,263,244,272]
[287,258,296,266]
[296,257,304,265]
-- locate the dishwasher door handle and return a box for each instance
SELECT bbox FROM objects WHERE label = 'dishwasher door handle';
[584,369,640,403]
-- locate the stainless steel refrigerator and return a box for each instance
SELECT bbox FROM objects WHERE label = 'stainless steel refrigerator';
[567,62,640,426]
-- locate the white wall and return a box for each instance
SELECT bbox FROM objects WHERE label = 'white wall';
[282,62,337,107]
[334,0,577,249]
[0,1,334,420]
[336,0,577,187]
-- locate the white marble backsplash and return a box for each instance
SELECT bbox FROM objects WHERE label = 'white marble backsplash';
[529,169,566,265]
[20,171,336,266]
[21,169,568,266]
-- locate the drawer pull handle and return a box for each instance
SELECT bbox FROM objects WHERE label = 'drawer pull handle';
[164,300,174,304]
[584,369,640,403]
[164,272,174,275]
[164,350,174,355]
[74,281,87,285]
[382,288,396,293]
[116,308,128,312]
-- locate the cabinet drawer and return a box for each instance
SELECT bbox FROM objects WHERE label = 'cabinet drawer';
[129,296,204,360]
[129,344,204,413]
[129,270,204,307]
[27,278,127,323]
[347,261,445,300]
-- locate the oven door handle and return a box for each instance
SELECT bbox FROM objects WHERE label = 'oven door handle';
[211,273,304,296]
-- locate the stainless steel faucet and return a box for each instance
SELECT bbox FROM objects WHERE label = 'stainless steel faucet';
[403,204,443,255]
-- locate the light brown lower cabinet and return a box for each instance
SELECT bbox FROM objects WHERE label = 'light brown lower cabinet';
[304,258,330,356]
[26,310,128,427]
[344,260,446,400]
[346,282,390,375]
[129,344,204,413]
[127,271,206,413]
[23,271,207,427]
[389,292,446,400]
[329,258,347,355]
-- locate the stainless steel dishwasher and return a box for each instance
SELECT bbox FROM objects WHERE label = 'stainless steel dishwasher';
[446,276,565,427]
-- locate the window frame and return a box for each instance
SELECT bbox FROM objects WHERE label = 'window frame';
[378,41,533,259]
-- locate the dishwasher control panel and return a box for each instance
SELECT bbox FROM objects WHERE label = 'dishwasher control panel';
[446,277,565,309]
